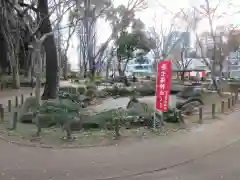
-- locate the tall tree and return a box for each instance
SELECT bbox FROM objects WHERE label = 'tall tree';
[115,23,154,76]
[148,11,190,72]
[38,0,58,99]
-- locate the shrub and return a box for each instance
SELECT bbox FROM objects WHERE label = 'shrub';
[68,71,78,79]
[135,86,155,96]
[95,80,102,86]
[85,88,97,99]
[97,90,109,98]
[102,88,115,96]
[118,88,134,96]
[126,101,154,127]
[102,86,135,97]
[82,109,116,129]
[77,86,86,95]
[86,82,97,91]
[94,76,104,81]
[59,86,77,94]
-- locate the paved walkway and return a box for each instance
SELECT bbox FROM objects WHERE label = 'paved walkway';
[1,82,240,179]
[0,111,240,179]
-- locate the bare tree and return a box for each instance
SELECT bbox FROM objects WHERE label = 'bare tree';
[148,11,191,72]
[180,0,239,92]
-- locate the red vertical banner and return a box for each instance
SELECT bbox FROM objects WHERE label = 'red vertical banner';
[155,60,172,112]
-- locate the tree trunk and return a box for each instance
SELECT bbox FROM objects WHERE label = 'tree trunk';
[38,0,58,100]
[180,72,185,81]
[63,57,68,80]
[105,58,111,79]
[34,42,42,105]
[90,57,95,78]
[12,65,20,89]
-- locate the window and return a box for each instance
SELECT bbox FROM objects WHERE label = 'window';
[135,65,148,70]
[230,71,240,79]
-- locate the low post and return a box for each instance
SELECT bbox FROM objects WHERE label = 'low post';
[199,107,203,124]
[8,100,12,112]
[0,107,4,123]
[221,100,225,113]
[15,96,18,108]
[212,104,216,118]
[0,104,3,123]
[10,111,18,130]
[232,95,235,106]
[30,92,33,96]
[177,110,185,128]
[21,94,24,105]
[228,98,231,109]
[236,91,239,102]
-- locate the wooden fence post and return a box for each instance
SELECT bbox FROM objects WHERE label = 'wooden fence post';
[212,104,216,118]
[0,107,4,123]
[177,110,185,128]
[15,96,18,108]
[199,107,203,124]
[221,100,225,113]
[236,91,239,102]
[232,95,235,106]
[21,94,24,105]
[8,100,12,112]
[0,104,3,123]
[10,111,18,130]
[228,98,231,109]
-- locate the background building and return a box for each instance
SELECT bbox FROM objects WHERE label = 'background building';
[165,31,191,53]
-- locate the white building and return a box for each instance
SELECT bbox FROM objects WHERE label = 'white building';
[125,56,154,76]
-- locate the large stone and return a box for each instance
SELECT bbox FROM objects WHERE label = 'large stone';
[19,112,35,123]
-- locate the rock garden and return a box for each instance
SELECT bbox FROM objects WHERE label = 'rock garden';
[0,76,237,148]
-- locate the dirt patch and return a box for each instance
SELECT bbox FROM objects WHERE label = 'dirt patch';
[0,113,187,148]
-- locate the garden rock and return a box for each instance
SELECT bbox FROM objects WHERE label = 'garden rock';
[82,109,116,129]
[19,112,35,123]
[18,96,38,122]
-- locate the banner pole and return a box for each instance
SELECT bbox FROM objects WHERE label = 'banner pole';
[154,61,160,130]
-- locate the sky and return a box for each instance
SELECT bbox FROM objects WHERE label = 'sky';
[64,0,240,69]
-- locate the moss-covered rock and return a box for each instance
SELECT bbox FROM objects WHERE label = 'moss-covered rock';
[127,101,154,119]
[134,86,155,96]
[102,86,135,97]
[86,82,97,91]
[19,112,35,123]
[81,108,127,130]
[77,86,86,95]
[59,86,77,94]
[85,88,97,99]
[82,109,115,129]
[96,90,109,98]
